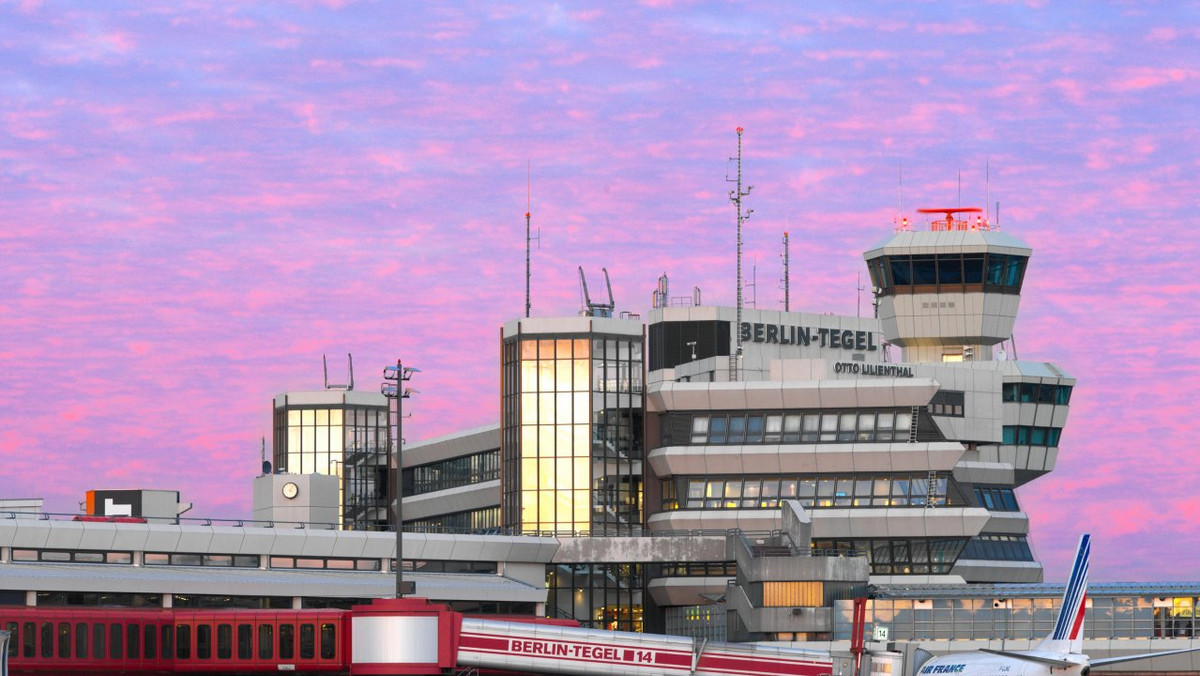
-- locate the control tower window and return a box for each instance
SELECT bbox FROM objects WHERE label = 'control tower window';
[868,252,1028,295]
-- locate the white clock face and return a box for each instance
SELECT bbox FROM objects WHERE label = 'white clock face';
[282,482,299,499]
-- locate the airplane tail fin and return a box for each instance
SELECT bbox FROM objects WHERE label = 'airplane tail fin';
[1035,533,1090,654]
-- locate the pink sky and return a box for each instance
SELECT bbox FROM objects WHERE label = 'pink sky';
[1,2,1198,582]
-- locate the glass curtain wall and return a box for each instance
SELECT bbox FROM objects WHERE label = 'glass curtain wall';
[501,332,643,535]
[272,404,389,530]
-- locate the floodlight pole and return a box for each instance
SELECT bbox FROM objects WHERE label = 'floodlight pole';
[382,360,416,598]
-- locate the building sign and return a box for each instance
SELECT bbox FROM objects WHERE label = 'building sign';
[834,362,913,377]
[740,323,877,351]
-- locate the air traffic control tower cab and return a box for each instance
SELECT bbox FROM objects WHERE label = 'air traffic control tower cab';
[863,207,1031,364]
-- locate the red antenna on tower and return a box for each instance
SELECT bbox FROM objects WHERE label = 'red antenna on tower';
[916,207,986,231]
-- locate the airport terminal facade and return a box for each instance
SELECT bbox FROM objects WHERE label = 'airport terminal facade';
[17,215,1186,665]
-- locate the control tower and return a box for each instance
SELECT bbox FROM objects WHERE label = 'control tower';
[863,207,1031,363]
[864,208,1073,582]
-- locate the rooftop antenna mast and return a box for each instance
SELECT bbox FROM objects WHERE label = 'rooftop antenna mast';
[728,127,753,381]
[781,230,790,312]
[323,353,355,390]
[895,164,909,230]
[578,267,614,318]
[525,161,540,318]
[857,271,865,318]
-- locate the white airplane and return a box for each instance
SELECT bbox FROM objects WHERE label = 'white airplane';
[917,534,1200,675]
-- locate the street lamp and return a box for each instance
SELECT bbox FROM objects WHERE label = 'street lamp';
[382,360,419,598]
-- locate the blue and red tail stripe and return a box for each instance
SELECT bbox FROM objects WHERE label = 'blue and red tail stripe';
[1052,534,1091,641]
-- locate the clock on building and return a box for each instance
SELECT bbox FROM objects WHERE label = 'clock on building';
[281,481,299,500]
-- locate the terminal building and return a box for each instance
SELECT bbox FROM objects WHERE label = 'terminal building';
[7,210,1194,672]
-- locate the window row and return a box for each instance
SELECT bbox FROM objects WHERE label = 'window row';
[10,549,132,565]
[812,537,968,575]
[961,534,1034,562]
[972,485,1020,512]
[269,556,382,571]
[145,553,260,568]
[1002,425,1063,447]
[1002,382,1072,405]
[404,450,500,496]
[664,409,917,447]
[661,474,953,511]
[928,390,965,417]
[405,507,502,534]
[866,253,1028,293]
[659,561,738,577]
[2,620,337,662]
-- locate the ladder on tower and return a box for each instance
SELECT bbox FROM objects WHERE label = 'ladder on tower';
[909,406,920,443]
[728,355,738,382]
[925,471,938,508]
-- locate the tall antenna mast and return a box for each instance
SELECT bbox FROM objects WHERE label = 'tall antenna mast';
[728,127,753,380]
[957,170,962,207]
[986,161,991,224]
[524,161,539,318]
[781,231,790,312]
[857,271,865,318]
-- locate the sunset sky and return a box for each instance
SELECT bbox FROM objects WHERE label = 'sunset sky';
[2,2,1198,581]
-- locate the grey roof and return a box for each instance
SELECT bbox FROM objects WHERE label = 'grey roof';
[0,562,544,602]
[872,582,1200,599]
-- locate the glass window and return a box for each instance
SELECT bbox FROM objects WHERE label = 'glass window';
[963,255,985,283]
[320,623,336,660]
[938,255,963,284]
[76,622,87,658]
[162,625,172,659]
[727,416,746,443]
[91,623,105,659]
[128,624,139,659]
[745,416,764,443]
[144,625,156,659]
[764,415,782,443]
[820,414,838,441]
[780,479,798,498]
[196,624,210,660]
[5,622,17,659]
[987,254,1006,285]
[797,478,816,498]
[708,416,727,443]
[1003,426,1016,444]
[889,257,912,285]
[783,414,803,442]
[175,625,189,660]
[838,412,857,441]
[57,622,70,658]
[1005,256,1025,287]
[279,624,294,660]
[1055,385,1072,405]
[300,624,315,660]
[858,412,875,440]
[258,624,273,660]
[217,624,232,659]
[912,255,937,284]
[690,416,709,443]
[23,621,34,658]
